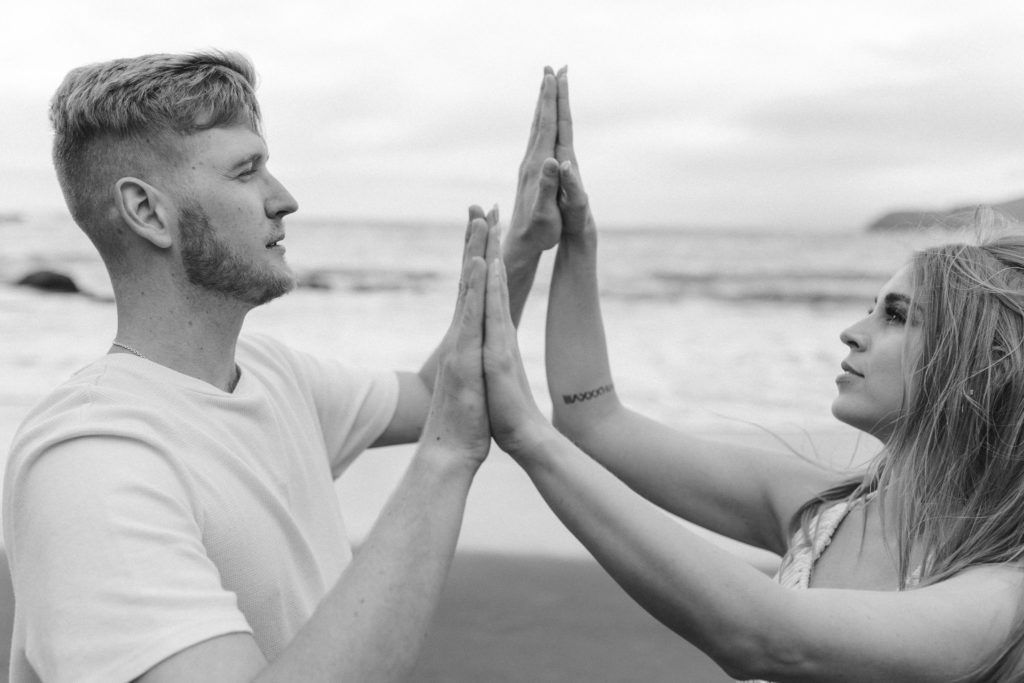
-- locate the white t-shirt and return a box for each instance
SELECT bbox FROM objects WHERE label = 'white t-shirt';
[3,334,399,683]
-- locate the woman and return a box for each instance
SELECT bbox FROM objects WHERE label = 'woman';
[479,69,1024,681]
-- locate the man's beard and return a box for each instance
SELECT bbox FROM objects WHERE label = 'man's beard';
[178,204,294,306]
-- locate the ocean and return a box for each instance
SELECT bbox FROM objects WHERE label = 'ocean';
[0,213,965,561]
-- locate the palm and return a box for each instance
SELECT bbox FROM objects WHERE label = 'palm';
[508,68,562,254]
[511,173,561,252]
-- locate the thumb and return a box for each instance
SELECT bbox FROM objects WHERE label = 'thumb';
[535,158,560,207]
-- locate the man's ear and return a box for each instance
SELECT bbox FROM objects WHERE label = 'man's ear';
[114,177,174,249]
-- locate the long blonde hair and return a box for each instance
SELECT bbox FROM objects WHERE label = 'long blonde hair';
[795,220,1024,679]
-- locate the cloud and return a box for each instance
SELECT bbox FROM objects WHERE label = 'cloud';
[4,0,1024,228]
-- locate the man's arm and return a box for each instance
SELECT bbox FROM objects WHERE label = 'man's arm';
[374,67,564,447]
[139,216,498,683]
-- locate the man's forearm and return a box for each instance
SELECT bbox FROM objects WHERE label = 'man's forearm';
[502,237,544,327]
[258,448,477,682]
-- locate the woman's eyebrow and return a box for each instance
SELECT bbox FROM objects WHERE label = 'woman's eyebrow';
[884,293,911,307]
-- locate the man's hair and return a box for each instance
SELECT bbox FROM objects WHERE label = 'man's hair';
[50,50,261,250]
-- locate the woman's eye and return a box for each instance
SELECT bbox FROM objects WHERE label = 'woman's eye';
[884,306,907,324]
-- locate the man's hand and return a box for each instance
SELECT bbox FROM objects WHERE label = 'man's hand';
[420,210,498,469]
[507,67,562,257]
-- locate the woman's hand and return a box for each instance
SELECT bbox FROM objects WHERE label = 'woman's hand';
[483,252,553,461]
[554,68,596,242]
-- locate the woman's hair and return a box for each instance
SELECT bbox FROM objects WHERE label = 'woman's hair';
[49,50,261,244]
[794,210,1024,678]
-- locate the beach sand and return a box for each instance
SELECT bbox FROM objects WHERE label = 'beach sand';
[411,550,736,682]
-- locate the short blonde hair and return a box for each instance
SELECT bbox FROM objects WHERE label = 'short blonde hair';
[50,51,261,247]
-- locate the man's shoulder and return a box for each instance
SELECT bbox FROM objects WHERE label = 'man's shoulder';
[21,357,127,419]
[10,356,172,460]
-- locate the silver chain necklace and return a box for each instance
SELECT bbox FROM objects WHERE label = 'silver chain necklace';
[111,341,147,360]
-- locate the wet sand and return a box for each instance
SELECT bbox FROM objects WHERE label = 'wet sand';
[411,550,745,682]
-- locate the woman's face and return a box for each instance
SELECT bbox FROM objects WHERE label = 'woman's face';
[832,265,923,441]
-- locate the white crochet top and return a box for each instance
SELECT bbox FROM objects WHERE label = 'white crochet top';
[740,496,919,683]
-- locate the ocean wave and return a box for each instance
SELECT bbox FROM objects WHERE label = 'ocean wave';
[295,267,440,293]
[599,269,879,304]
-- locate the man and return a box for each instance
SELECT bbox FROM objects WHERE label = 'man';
[3,52,565,682]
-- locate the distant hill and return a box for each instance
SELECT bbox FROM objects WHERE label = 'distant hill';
[867,196,1024,231]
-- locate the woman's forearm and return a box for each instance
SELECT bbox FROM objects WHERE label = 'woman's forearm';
[514,428,785,679]
[546,227,620,435]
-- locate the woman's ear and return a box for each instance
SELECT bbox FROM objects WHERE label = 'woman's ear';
[113,177,174,249]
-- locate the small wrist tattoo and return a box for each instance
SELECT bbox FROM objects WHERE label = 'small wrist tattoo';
[562,384,615,405]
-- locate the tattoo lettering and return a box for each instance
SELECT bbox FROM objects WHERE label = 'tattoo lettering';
[562,384,615,405]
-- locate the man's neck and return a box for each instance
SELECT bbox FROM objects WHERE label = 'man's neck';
[112,289,249,393]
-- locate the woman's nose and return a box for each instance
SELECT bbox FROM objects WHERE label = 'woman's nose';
[840,321,868,350]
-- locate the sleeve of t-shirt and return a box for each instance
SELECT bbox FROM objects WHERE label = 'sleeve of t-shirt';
[7,435,252,683]
[260,338,400,478]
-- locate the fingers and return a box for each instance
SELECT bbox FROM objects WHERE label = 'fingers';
[558,161,587,209]
[484,204,499,229]
[485,256,514,358]
[453,214,490,326]
[456,255,486,354]
[486,226,502,270]
[462,204,485,255]
[557,160,591,236]
[555,66,576,166]
[464,213,489,265]
[537,157,560,207]
[528,67,554,139]
[525,67,558,162]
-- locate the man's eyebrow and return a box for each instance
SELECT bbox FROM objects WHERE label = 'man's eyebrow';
[227,152,265,171]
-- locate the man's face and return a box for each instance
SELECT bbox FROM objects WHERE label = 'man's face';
[172,125,299,306]
[178,201,294,306]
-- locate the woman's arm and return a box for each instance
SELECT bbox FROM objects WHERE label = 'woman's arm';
[486,256,1023,681]
[545,70,833,552]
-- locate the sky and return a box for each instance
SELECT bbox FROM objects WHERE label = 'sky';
[2,0,1024,230]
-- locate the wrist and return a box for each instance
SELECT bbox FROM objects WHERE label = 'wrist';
[414,436,486,481]
[561,221,597,251]
[502,237,543,272]
[498,416,561,466]
[507,426,578,478]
